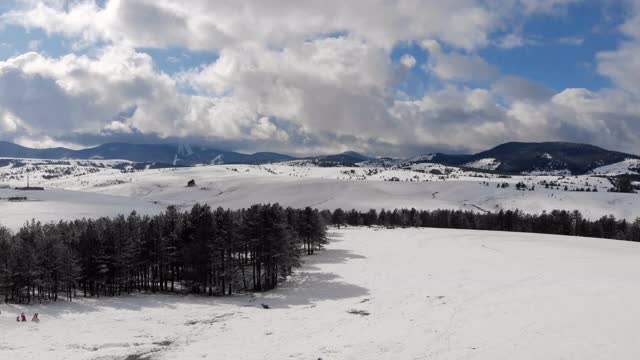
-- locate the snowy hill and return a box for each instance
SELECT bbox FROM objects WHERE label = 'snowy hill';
[453,142,638,175]
[0,142,295,166]
[589,158,640,175]
[1,141,638,174]
[1,161,637,230]
[2,227,640,359]
[401,142,638,175]
[0,188,163,230]
[463,158,501,170]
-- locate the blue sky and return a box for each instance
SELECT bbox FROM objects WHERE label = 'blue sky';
[389,1,628,98]
[0,1,627,95]
[0,1,639,156]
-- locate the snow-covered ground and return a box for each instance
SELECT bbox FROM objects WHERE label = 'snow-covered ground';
[55,164,638,220]
[0,160,638,230]
[589,158,640,175]
[2,227,640,359]
[463,157,501,170]
[0,188,163,230]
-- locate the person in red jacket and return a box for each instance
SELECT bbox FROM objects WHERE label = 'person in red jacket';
[20,312,26,322]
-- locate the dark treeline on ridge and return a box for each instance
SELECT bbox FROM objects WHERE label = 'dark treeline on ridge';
[330,207,640,241]
[2,204,639,304]
[0,204,327,304]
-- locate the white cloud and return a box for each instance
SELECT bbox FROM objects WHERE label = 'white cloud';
[556,36,584,45]
[492,76,553,103]
[399,54,417,69]
[597,42,640,96]
[27,39,41,50]
[595,1,640,96]
[391,86,510,150]
[0,0,639,156]
[14,135,83,150]
[421,40,499,82]
[0,47,272,144]
[0,0,586,52]
[496,33,541,49]
[0,111,19,133]
[2,0,502,51]
[177,36,396,140]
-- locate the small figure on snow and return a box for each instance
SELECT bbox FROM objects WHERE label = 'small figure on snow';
[20,312,26,322]
[31,313,39,322]
[16,316,20,322]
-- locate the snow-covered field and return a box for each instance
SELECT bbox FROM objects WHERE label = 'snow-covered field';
[0,188,163,230]
[0,159,638,231]
[2,227,640,359]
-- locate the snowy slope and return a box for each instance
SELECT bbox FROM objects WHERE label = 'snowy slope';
[55,165,637,221]
[589,158,640,175]
[0,188,163,230]
[463,157,501,170]
[2,227,640,359]
[0,163,637,229]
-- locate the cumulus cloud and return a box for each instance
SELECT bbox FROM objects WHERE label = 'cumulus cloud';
[596,1,640,96]
[421,40,499,82]
[598,42,640,96]
[2,0,502,50]
[399,54,417,69]
[0,0,639,156]
[492,76,554,103]
[0,46,292,146]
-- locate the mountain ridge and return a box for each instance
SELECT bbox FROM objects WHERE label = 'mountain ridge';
[0,141,638,174]
[422,142,640,175]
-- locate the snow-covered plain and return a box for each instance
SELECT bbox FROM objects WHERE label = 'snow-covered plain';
[0,159,639,230]
[0,188,163,230]
[2,227,640,359]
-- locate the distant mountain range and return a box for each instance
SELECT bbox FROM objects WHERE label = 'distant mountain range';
[0,142,295,166]
[0,141,637,175]
[422,142,639,175]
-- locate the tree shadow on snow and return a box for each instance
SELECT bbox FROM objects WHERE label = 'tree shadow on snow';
[303,248,367,269]
[241,246,369,309]
[4,242,369,315]
[254,271,369,309]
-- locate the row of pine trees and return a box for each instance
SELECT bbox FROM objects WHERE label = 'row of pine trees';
[2,204,638,304]
[0,204,327,304]
[330,208,640,241]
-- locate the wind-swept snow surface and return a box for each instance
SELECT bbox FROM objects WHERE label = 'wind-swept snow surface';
[68,165,638,221]
[2,228,640,359]
[0,188,163,230]
[1,163,638,228]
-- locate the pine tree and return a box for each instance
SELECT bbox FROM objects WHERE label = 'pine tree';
[332,208,346,228]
